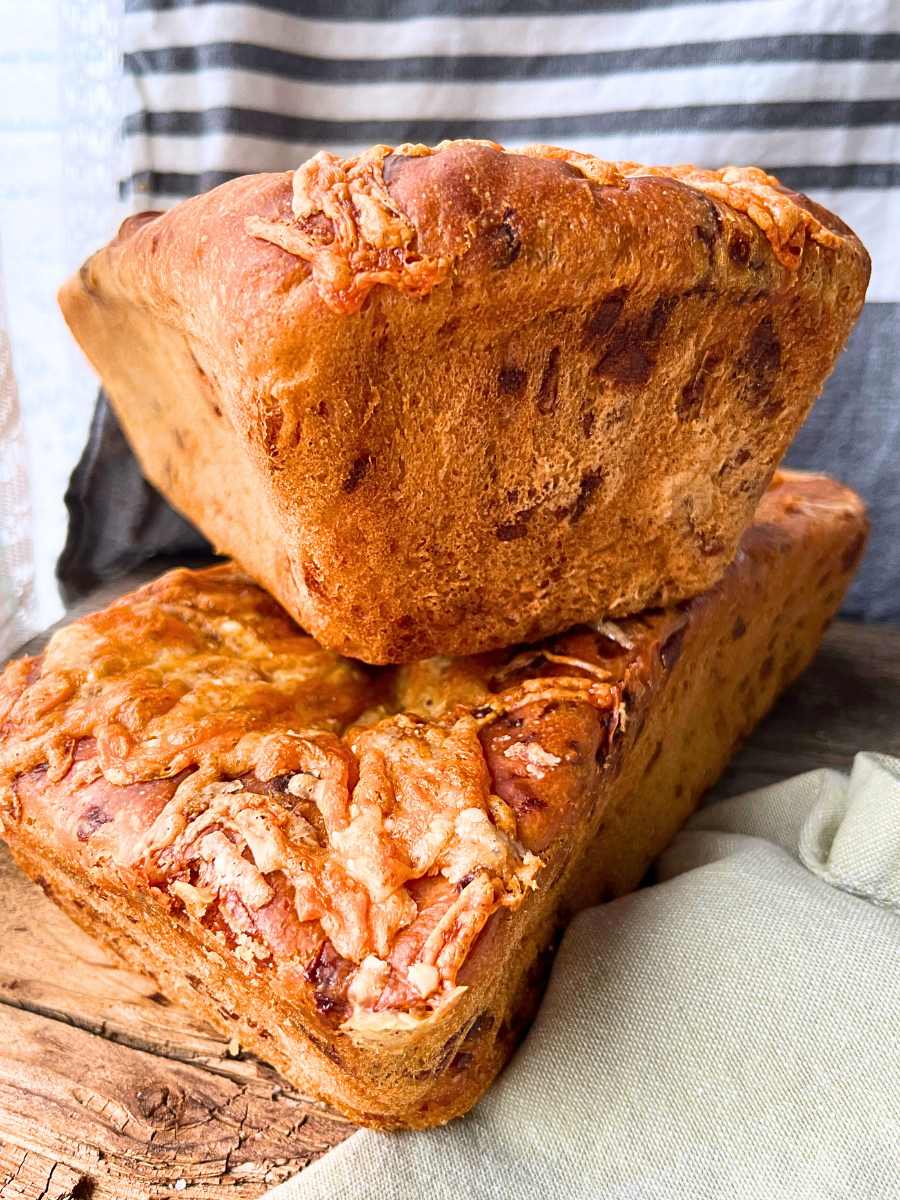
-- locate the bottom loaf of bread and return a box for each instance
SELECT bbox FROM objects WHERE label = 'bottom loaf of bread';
[0,470,866,1129]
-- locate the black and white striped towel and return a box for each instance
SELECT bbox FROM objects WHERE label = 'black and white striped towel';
[73,0,900,618]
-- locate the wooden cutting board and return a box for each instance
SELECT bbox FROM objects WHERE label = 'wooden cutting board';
[1,619,899,1199]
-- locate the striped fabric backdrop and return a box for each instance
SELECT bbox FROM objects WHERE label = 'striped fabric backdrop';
[112,0,900,618]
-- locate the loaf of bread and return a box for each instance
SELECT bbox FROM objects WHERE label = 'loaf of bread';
[0,472,866,1129]
[59,141,869,663]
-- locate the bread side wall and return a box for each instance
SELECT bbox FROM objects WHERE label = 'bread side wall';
[59,279,305,621]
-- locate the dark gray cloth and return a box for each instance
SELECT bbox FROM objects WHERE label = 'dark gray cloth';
[786,303,900,623]
[57,392,212,606]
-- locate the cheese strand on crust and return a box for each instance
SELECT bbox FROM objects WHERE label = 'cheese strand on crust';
[246,143,448,314]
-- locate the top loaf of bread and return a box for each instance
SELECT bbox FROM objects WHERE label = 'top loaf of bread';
[59,139,870,662]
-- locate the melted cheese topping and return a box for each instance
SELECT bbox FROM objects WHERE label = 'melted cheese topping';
[246,142,448,314]
[0,563,620,1035]
[624,162,843,269]
[246,139,848,313]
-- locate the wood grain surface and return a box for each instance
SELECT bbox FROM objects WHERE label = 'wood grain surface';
[1,616,898,1198]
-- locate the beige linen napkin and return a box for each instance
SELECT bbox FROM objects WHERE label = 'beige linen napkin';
[270,752,900,1200]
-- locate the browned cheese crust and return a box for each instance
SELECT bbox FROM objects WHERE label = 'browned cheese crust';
[0,472,867,1128]
[58,140,870,662]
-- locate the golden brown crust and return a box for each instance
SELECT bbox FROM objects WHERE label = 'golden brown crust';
[245,144,848,311]
[0,472,868,1127]
[0,561,616,1035]
[60,140,869,663]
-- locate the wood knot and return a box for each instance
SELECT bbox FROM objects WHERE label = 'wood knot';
[135,1084,183,1127]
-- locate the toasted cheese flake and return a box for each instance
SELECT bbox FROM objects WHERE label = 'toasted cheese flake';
[502,741,563,779]
[170,878,215,920]
[407,962,440,999]
[541,652,612,680]
[593,620,635,650]
[347,955,390,1007]
[341,985,468,1045]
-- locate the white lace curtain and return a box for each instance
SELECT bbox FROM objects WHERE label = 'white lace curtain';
[0,0,121,651]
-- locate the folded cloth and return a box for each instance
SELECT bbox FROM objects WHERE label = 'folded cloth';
[269,752,900,1200]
